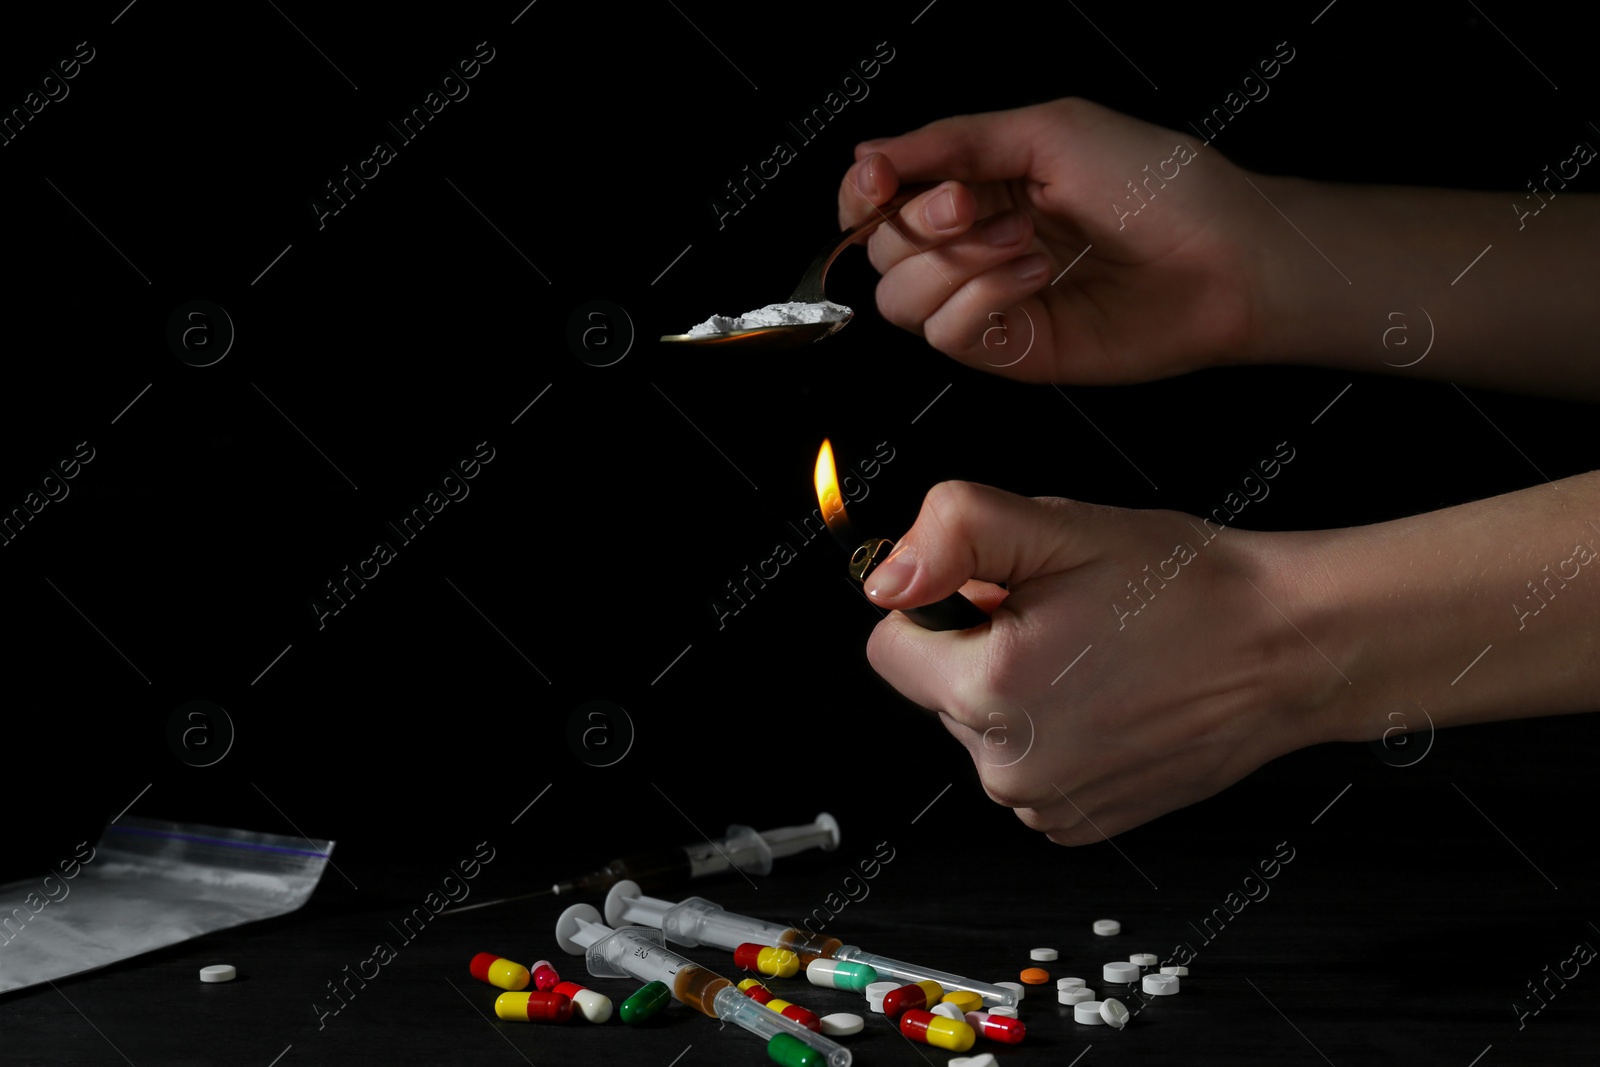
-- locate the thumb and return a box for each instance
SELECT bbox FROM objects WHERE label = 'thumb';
[865,481,1098,610]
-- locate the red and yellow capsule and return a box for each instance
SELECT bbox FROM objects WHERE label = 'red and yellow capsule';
[529,959,561,992]
[900,1008,976,1052]
[882,979,945,1018]
[738,980,822,1032]
[965,1009,1027,1044]
[494,991,573,1023]
[552,980,614,1023]
[469,952,530,991]
[734,942,801,978]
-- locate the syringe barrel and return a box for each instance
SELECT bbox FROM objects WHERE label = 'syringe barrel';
[776,928,844,963]
[685,825,774,878]
[610,883,840,960]
[587,927,685,987]
[606,887,731,949]
[657,895,792,953]
[833,946,1017,1008]
[712,986,851,1067]
[761,813,841,859]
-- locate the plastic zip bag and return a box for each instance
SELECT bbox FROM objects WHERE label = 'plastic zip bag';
[0,815,333,995]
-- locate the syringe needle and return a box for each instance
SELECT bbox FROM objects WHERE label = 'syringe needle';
[439,886,556,916]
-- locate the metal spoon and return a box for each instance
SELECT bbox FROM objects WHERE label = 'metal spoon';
[660,184,931,351]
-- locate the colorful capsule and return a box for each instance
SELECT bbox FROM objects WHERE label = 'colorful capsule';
[494,991,572,1023]
[552,980,613,1023]
[735,942,801,978]
[965,1009,1027,1044]
[620,981,670,1025]
[469,952,530,991]
[805,957,879,991]
[882,979,944,1018]
[766,1032,824,1067]
[940,990,984,1013]
[738,980,821,1032]
[530,959,561,992]
[899,1008,976,1052]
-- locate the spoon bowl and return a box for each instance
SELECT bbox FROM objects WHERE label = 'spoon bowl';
[661,185,929,350]
[657,314,853,351]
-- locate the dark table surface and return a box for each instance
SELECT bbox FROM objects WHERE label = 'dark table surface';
[6,718,1599,1066]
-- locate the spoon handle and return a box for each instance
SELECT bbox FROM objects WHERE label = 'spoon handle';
[787,183,937,304]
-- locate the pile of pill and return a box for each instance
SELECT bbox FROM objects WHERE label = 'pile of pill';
[469,951,617,1025]
[1065,927,1189,1028]
[459,916,1188,1054]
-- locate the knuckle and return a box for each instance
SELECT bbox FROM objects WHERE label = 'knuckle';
[922,309,975,360]
[978,775,1033,810]
[874,276,923,333]
[1050,96,1090,121]
[1011,805,1056,832]
[974,761,1043,810]
[919,313,956,354]
[923,479,981,528]
[864,618,898,676]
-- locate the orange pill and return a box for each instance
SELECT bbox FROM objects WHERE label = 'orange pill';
[1020,967,1051,985]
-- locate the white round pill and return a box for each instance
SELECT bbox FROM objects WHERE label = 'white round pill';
[1143,974,1179,996]
[931,1002,965,1021]
[1074,1000,1106,1024]
[1093,919,1121,936]
[199,965,235,983]
[1101,997,1130,1029]
[1130,953,1158,967]
[1058,986,1095,1005]
[1161,965,1189,976]
[819,1013,864,1036]
[1029,947,1058,962]
[989,1005,1019,1018]
[1057,977,1086,990]
[995,980,1026,1001]
[948,1056,999,1067]
[1102,961,1140,984]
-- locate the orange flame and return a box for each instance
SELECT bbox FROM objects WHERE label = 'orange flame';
[814,439,849,533]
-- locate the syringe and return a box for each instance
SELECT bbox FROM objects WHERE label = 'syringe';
[558,812,838,895]
[556,904,850,1067]
[443,814,840,915]
[605,880,1018,1008]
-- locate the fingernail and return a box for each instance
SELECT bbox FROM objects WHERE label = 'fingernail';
[984,212,1029,247]
[856,137,889,152]
[867,543,916,601]
[851,157,880,200]
[925,189,960,232]
[1012,254,1051,282]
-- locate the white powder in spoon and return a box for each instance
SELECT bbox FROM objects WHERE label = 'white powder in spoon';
[685,300,852,337]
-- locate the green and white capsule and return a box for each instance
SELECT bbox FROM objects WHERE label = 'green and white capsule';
[805,957,878,992]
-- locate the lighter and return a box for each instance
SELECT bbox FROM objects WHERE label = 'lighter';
[815,439,990,632]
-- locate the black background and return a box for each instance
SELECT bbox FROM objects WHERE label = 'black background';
[2,1,1597,1064]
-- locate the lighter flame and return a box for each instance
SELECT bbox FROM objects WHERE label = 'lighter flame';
[814,438,849,531]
